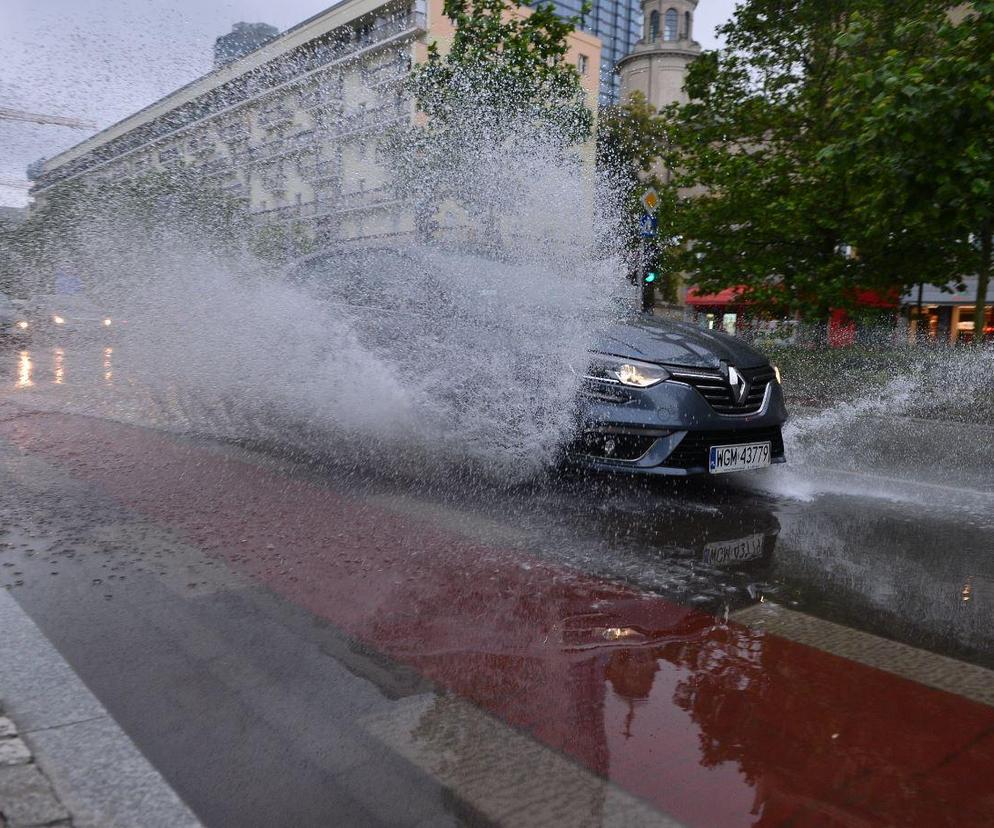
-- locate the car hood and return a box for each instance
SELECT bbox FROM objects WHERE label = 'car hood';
[594,316,770,370]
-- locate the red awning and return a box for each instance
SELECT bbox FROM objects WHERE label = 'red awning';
[685,286,746,307]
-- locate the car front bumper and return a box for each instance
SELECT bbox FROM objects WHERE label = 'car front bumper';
[571,377,789,477]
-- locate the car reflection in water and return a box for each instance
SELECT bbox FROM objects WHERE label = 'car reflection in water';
[485,479,783,613]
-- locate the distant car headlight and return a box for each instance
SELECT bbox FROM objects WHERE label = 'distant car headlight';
[586,355,671,388]
[16,321,28,330]
[53,315,65,325]
[103,318,112,327]
[773,365,782,385]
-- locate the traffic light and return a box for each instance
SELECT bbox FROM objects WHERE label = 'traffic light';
[645,272,657,284]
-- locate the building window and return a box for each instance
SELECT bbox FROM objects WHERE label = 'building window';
[649,10,660,41]
[684,10,692,39]
[577,53,589,75]
[664,8,678,41]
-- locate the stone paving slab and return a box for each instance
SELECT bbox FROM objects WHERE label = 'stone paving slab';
[733,602,994,708]
[0,741,31,769]
[0,763,71,828]
[0,704,72,828]
[362,694,685,827]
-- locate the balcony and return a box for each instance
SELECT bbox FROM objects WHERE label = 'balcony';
[364,54,411,87]
[337,186,393,210]
[261,173,288,192]
[219,124,250,143]
[301,158,341,184]
[258,106,295,130]
[199,157,233,176]
[322,101,408,140]
[300,86,344,112]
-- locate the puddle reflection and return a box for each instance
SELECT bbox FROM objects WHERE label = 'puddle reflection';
[16,351,32,388]
[53,348,64,385]
[7,346,118,390]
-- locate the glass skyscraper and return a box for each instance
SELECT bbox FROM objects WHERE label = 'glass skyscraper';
[532,0,643,105]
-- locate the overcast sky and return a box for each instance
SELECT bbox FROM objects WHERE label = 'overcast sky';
[0,0,737,207]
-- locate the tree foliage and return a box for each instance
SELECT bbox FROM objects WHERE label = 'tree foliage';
[824,2,994,341]
[409,0,593,141]
[596,92,679,302]
[657,0,954,320]
[0,170,277,295]
[392,0,594,246]
[597,91,668,191]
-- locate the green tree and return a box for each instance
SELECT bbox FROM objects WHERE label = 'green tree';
[658,0,951,320]
[596,92,679,303]
[0,170,259,295]
[825,3,994,342]
[391,0,593,246]
[597,91,667,187]
[409,0,592,141]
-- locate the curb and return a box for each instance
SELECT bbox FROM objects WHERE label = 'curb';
[0,591,202,828]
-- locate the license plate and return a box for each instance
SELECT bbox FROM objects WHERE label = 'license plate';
[703,533,765,566]
[708,441,771,474]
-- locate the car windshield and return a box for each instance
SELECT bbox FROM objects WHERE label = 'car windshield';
[29,295,101,314]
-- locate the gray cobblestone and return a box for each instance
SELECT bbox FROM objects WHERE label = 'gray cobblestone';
[0,706,72,828]
[0,764,70,827]
[0,741,30,769]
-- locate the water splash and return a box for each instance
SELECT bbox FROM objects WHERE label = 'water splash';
[761,340,994,499]
[10,117,628,483]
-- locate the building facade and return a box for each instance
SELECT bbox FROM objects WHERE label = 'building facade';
[616,0,700,111]
[214,22,280,68]
[532,0,643,105]
[905,279,994,344]
[31,0,600,249]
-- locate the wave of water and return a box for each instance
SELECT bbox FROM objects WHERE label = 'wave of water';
[757,343,994,502]
[12,120,629,482]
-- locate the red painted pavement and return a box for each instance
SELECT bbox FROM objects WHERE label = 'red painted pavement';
[2,409,993,827]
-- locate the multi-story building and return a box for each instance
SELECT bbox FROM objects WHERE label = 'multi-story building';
[214,22,280,68]
[31,0,600,248]
[532,0,642,105]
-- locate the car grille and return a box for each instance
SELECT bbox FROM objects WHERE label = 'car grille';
[662,427,785,470]
[669,366,776,415]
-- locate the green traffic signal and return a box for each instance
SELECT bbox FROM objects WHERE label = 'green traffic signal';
[645,272,657,284]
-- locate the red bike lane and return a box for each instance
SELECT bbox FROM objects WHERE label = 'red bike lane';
[2,409,992,827]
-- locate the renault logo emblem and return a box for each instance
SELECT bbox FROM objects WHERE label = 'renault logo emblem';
[727,366,748,405]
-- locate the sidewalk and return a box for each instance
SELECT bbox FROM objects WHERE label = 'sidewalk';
[0,705,72,828]
[0,589,202,828]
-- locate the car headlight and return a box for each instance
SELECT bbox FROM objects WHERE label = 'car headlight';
[16,321,28,330]
[773,365,782,385]
[586,355,670,388]
[53,315,65,325]
[103,318,112,327]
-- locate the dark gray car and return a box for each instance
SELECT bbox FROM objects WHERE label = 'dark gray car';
[290,247,787,477]
[574,315,788,476]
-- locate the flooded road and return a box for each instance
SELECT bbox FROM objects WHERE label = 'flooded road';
[2,342,993,826]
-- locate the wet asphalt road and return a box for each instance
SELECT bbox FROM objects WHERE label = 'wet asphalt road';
[1,342,993,827]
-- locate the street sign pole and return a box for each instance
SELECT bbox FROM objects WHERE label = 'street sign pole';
[638,188,660,313]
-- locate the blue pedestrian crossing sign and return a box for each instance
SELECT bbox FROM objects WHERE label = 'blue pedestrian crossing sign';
[639,214,658,238]
[54,270,83,295]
